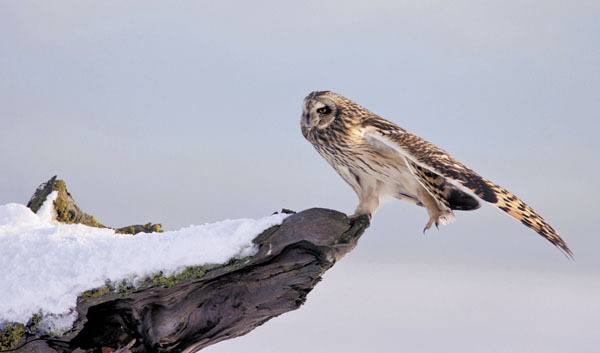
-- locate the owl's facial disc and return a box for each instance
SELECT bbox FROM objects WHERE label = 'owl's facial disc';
[301,98,337,131]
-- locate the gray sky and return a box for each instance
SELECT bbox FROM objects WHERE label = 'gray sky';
[1,1,599,352]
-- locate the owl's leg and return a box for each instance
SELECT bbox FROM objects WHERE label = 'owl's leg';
[351,197,379,219]
[417,187,454,233]
[350,182,382,219]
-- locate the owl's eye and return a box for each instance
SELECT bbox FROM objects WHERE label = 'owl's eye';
[316,106,331,115]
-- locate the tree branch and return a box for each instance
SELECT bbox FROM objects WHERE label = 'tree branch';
[4,177,369,353]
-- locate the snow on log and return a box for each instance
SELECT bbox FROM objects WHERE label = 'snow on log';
[0,177,369,353]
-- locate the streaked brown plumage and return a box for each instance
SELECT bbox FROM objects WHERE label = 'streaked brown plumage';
[301,90,572,257]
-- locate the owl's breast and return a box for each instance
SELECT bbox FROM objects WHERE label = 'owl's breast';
[307,127,420,198]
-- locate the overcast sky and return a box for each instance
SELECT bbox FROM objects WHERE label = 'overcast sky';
[1,1,599,352]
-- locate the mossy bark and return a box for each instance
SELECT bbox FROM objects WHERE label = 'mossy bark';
[0,323,24,351]
[27,176,162,234]
[4,177,370,353]
[0,314,43,351]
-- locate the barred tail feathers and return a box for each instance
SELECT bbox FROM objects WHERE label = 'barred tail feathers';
[482,180,572,257]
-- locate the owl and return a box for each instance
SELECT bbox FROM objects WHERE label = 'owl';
[301,90,571,257]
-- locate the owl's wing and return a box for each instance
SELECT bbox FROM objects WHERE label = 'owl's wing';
[362,122,572,257]
[405,158,480,211]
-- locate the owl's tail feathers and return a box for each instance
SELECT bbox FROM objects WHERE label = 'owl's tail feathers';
[479,179,573,258]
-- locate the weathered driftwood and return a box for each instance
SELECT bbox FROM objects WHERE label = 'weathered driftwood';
[3,178,369,353]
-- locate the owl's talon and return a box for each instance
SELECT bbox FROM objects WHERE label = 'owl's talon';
[422,217,436,234]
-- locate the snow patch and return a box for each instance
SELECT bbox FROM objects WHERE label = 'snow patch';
[36,191,57,223]
[0,198,289,333]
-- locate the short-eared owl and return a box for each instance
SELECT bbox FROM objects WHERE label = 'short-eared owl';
[301,90,571,256]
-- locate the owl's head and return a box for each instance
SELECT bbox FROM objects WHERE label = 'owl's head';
[301,91,344,133]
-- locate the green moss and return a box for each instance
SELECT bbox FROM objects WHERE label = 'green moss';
[80,283,113,299]
[151,266,208,288]
[116,223,163,235]
[0,323,25,350]
[25,313,43,335]
[77,265,209,300]
[79,265,210,297]
[116,280,134,295]
[52,180,104,227]
[78,280,135,301]
[147,257,253,289]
